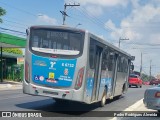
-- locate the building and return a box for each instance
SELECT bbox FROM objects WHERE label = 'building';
[0,33,26,81]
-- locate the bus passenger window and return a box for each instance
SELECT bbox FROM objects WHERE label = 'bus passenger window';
[108,53,113,71]
[102,51,108,70]
[89,39,95,69]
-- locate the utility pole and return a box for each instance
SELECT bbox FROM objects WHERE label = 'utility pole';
[150,60,152,80]
[60,3,80,25]
[140,52,142,77]
[119,37,129,48]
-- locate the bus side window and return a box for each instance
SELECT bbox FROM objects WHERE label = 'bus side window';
[89,39,95,69]
[107,51,113,71]
[102,51,108,70]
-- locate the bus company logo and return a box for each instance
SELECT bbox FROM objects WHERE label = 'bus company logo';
[34,60,47,66]
[64,68,69,75]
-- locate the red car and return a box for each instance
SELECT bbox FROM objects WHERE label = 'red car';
[143,81,150,85]
[129,74,143,88]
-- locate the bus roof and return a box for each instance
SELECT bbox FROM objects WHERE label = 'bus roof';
[29,25,134,60]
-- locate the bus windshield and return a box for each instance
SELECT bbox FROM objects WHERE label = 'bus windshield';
[30,28,84,56]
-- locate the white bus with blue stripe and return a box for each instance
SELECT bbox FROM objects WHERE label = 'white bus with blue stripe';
[23,25,134,107]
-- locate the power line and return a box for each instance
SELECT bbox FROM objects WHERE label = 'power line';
[2,22,27,29]
[0,1,37,17]
[3,19,28,27]
[0,27,26,35]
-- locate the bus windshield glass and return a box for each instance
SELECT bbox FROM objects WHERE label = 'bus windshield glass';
[30,28,84,56]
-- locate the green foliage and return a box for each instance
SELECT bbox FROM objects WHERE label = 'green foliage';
[0,7,6,23]
[141,73,155,81]
[2,48,23,55]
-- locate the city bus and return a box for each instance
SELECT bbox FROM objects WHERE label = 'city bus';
[23,25,134,107]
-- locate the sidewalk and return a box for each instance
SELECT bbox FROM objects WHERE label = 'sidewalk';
[0,80,22,91]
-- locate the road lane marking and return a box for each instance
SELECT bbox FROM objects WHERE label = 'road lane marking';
[110,99,143,120]
[110,98,157,120]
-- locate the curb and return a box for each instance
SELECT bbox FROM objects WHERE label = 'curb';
[0,85,22,91]
[0,81,22,91]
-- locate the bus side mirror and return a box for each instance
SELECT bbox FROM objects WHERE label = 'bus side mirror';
[131,64,134,70]
[26,29,29,36]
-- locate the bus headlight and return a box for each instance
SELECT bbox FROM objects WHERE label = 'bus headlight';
[75,67,85,90]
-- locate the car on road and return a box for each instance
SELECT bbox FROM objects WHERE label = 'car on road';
[143,84,160,113]
[143,81,150,85]
[129,74,143,88]
[149,79,160,85]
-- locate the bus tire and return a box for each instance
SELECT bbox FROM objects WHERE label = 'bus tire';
[100,90,107,107]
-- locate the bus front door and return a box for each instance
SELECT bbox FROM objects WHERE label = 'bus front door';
[91,46,102,102]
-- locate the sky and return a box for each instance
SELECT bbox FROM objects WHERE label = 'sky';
[0,0,160,77]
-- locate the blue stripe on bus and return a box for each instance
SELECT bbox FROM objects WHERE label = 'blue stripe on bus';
[86,77,112,97]
[32,54,77,87]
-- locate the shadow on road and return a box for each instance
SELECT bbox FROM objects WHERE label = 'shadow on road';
[15,96,124,116]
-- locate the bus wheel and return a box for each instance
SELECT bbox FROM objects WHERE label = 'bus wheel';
[100,91,107,107]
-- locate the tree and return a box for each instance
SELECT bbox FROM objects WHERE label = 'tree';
[0,7,6,23]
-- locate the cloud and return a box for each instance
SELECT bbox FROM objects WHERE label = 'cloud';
[70,0,129,7]
[66,0,129,16]
[85,5,103,16]
[104,1,160,74]
[37,14,57,25]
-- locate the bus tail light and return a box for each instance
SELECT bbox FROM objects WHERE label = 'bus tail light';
[25,61,30,83]
[75,67,85,90]
[155,92,160,98]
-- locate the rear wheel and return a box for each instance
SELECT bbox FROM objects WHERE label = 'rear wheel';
[129,85,131,88]
[99,90,107,107]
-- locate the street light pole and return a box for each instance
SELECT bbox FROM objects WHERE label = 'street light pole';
[150,60,152,80]
[140,52,142,77]
[139,52,148,77]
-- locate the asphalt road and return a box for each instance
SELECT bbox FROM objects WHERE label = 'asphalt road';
[0,85,158,120]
